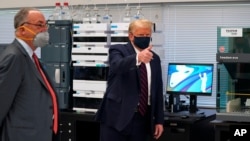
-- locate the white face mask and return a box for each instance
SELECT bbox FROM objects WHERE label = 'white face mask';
[33,31,49,47]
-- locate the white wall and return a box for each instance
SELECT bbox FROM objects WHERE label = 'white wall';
[0,0,248,9]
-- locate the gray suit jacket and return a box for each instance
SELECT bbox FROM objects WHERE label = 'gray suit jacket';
[0,39,57,141]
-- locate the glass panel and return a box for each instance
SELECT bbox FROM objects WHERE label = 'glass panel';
[217,27,250,112]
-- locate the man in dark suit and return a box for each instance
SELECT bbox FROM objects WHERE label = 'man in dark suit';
[0,7,59,141]
[95,19,164,141]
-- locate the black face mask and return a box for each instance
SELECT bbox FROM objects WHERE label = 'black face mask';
[133,36,151,49]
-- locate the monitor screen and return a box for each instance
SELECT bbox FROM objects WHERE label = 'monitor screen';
[166,63,214,96]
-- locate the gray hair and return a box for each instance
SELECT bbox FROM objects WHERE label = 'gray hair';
[14,7,39,29]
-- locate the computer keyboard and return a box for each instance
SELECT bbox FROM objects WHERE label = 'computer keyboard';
[216,111,250,122]
[164,111,205,119]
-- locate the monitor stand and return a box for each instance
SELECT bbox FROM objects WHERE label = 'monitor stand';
[178,95,204,117]
[165,95,205,118]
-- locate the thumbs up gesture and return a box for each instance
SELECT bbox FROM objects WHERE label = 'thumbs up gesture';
[138,45,153,63]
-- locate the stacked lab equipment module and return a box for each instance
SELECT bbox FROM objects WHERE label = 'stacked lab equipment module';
[41,20,73,110]
[110,23,130,45]
[72,23,110,112]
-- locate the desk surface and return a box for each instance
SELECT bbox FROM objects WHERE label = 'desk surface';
[164,109,216,123]
[60,109,216,123]
[60,110,97,122]
[211,119,250,126]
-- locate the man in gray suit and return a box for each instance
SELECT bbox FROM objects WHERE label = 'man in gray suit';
[0,7,59,141]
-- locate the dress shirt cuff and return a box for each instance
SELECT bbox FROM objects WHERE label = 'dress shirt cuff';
[136,53,142,66]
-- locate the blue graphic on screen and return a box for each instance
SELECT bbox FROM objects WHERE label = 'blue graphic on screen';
[166,63,213,95]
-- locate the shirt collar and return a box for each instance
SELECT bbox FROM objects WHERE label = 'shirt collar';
[16,37,33,59]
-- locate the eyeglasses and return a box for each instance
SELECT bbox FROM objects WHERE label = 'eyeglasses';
[22,22,48,28]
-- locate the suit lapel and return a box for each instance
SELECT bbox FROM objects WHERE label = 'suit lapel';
[13,39,47,88]
[126,42,146,88]
[126,42,136,55]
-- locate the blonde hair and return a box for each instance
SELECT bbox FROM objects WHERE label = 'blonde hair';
[128,19,153,33]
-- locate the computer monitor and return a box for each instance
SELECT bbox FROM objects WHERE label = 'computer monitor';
[166,63,214,113]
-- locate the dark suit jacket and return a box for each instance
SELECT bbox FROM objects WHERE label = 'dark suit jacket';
[0,39,58,141]
[95,42,164,133]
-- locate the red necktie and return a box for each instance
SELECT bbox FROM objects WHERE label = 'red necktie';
[33,53,58,134]
[138,63,148,116]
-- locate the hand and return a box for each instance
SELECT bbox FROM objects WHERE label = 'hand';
[154,124,164,140]
[138,45,153,63]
